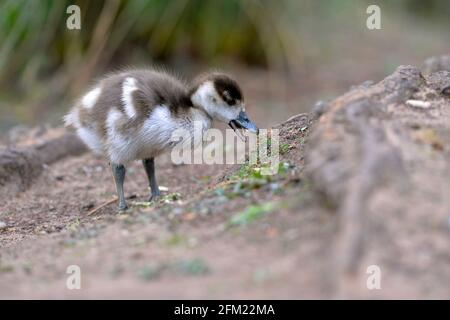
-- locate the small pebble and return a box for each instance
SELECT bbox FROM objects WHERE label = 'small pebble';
[172,207,184,216]
[406,99,431,108]
[312,100,329,118]
[0,221,7,230]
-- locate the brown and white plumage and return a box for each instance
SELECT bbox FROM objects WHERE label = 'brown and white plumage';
[65,69,206,163]
[64,68,258,210]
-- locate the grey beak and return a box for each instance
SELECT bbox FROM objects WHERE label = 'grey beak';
[228,111,259,134]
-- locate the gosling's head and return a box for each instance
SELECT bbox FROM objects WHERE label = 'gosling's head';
[189,72,258,134]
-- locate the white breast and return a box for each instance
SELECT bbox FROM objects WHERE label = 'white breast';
[139,105,178,154]
[100,104,212,164]
[139,106,211,158]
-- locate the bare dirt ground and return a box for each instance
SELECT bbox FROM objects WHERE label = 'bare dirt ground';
[1,58,450,299]
[1,114,331,299]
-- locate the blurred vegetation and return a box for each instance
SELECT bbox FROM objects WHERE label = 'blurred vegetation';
[0,0,449,131]
[0,0,301,98]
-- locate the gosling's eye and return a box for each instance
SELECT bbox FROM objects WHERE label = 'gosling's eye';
[211,97,217,103]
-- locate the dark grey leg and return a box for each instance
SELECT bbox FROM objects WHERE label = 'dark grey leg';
[111,163,128,211]
[142,158,161,202]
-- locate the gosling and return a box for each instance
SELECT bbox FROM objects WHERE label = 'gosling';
[64,69,258,211]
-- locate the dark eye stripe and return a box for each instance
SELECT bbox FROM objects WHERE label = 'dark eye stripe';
[213,75,243,106]
[219,90,240,106]
[221,95,235,105]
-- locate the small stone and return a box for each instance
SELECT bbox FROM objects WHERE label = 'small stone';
[312,100,329,118]
[172,207,184,216]
[0,221,7,230]
[406,99,431,109]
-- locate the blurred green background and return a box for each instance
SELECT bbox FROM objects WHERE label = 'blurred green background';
[0,0,449,133]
